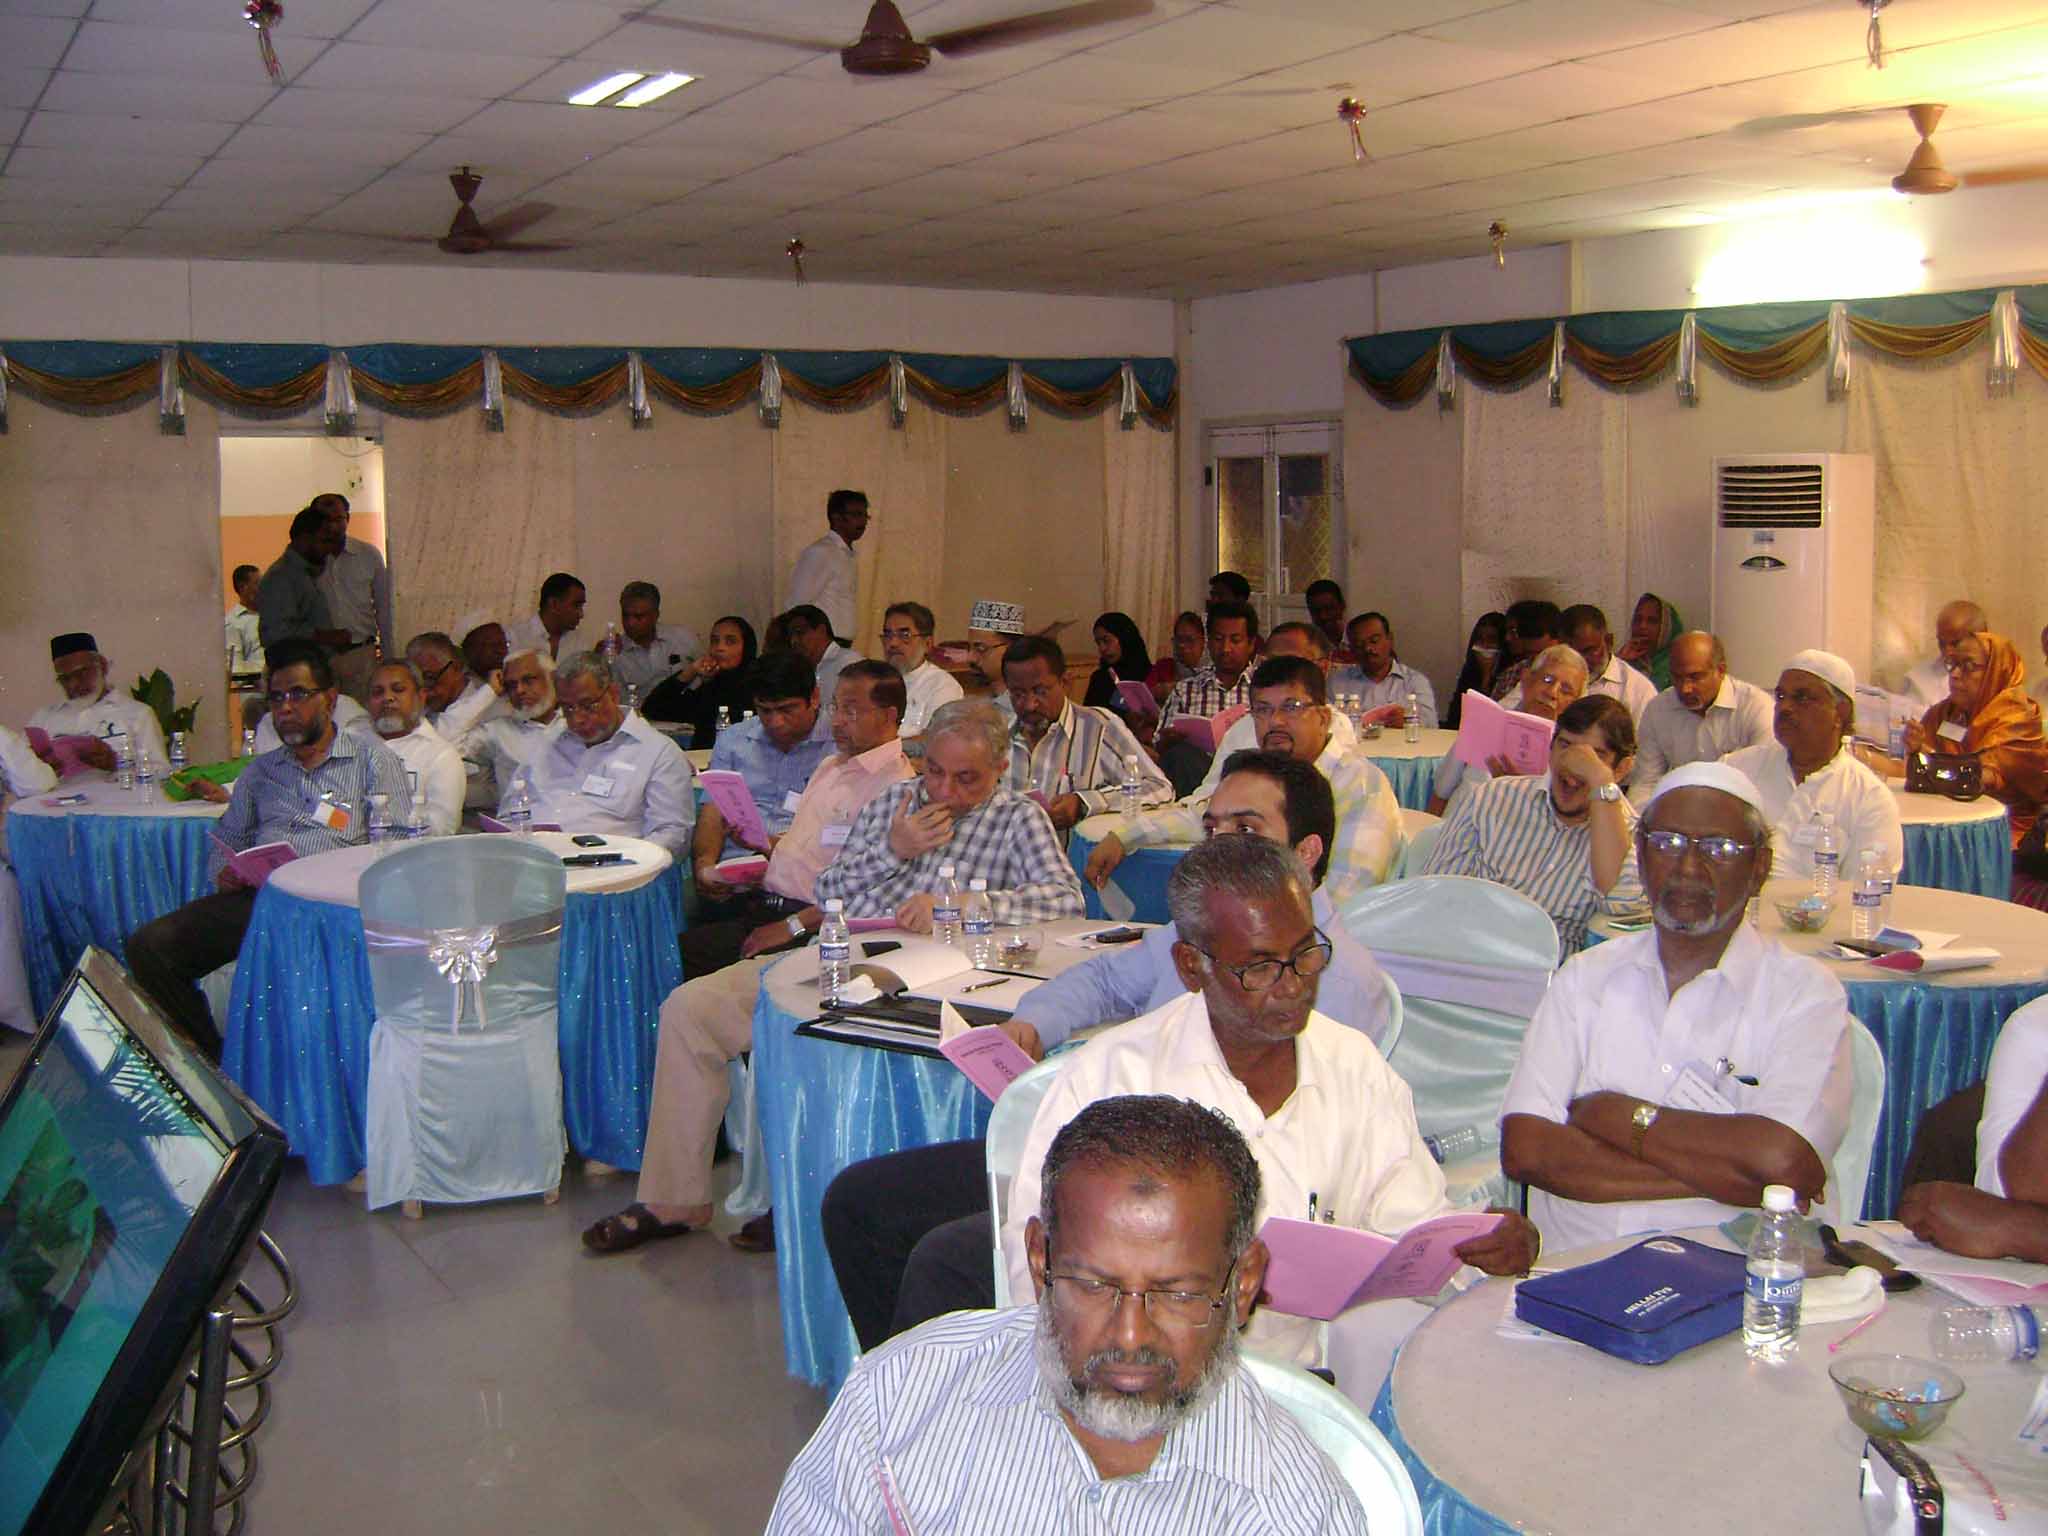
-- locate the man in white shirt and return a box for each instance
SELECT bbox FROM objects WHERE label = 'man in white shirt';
[1501,761,1855,1250]
[783,605,864,741]
[471,649,561,802]
[507,572,586,661]
[365,660,466,836]
[406,631,506,810]
[225,564,264,679]
[612,581,701,703]
[1902,599,1988,712]
[1329,611,1438,728]
[312,493,394,704]
[1003,834,1538,1367]
[787,488,868,642]
[1722,648,1903,881]
[878,599,962,735]
[1564,603,1657,721]
[502,651,695,857]
[28,633,168,772]
[1628,631,1775,806]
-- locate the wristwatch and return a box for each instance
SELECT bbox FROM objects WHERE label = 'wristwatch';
[1630,1101,1660,1160]
[786,914,807,941]
[1595,781,1624,803]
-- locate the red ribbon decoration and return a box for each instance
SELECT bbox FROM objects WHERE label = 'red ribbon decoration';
[244,0,284,83]
[1336,97,1368,163]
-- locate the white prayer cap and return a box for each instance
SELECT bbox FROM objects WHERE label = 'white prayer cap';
[1782,648,1856,702]
[969,599,1026,636]
[1643,760,1767,819]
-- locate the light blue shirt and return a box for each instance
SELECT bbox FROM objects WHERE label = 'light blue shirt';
[706,715,833,858]
[1013,888,1392,1052]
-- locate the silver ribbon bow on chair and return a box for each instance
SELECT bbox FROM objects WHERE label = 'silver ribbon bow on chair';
[364,910,562,1033]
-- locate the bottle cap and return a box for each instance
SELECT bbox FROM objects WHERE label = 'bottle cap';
[970,878,987,890]
[824,898,843,912]
[941,864,956,878]
[1761,1184,1797,1212]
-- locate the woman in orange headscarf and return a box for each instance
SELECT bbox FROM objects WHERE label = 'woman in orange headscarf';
[1905,631,2048,847]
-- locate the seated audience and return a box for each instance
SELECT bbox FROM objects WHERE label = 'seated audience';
[1444,610,1508,730]
[1304,577,1353,663]
[501,652,693,856]
[1898,995,2048,1260]
[1879,631,2048,848]
[1209,570,1253,605]
[1155,600,1259,795]
[1002,836,1537,1366]
[365,660,465,836]
[1722,649,1903,881]
[462,619,510,682]
[822,753,1396,1352]
[253,685,370,752]
[690,652,832,910]
[1187,623,1355,797]
[1082,610,1151,717]
[1563,602,1657,720]
[0,726,57,1033]
[406,630,506,809]
[878,600,962,734]
[1427,641,1587,815]
[1501,762,1855,1248]
[965,598,1027,694]
[469,648,559,800]
[1902,598,1988,712]
[1424,694,1642,955]
[771,1096,1371,1531]
[125,641,411,1058]
[28,632,168,772]
[611,581,701,703]
[1003,636,1168,834]
[1146,609,1207,709]
[508,571,586,660]
[780,603,863,735]
[1329,610,1438,728]
[1615,591,1683,691]
[1628,631,1774,806]
[1490,598,1564,702]
[645,614,756,747]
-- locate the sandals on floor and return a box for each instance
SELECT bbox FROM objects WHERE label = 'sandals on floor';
[581,1202,700,1254]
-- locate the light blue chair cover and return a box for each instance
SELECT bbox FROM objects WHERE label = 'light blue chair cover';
[1245,1352,1422,1535]
[360,839,567,1211]
[984,1057,1064,1308]
[1395,811,1442,881]
[1834,1016,1887,1222]
[722,1057,771,1221]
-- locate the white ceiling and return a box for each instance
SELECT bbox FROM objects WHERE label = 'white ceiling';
[2,0,2047,298]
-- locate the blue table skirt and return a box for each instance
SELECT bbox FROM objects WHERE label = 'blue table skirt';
[1067,833,1179,924]
[1370,1375,1512,1536]
[1371,754,1444,814]
[11,810,215,1017]
[221,866,685,1182]
[752,970,992,1394]
[1901,810,2011,900]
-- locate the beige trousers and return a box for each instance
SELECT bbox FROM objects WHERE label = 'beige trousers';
[634,954,774,1207]
[332,642,378,705]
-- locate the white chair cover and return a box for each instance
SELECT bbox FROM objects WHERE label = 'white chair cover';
[362,838,567,1211]
[1370,967,1404,1061]
[0,864,34,1032]
[1835,1017,1887,1221]
[985,1057,1064,1308]
[199,963,236,1040]
[721,1056,771,1221]
[1396,809,1442,881]
[1243,1352,1423,1536]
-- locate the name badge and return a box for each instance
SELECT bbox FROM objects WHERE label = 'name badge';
[1667,1061,1738,1115]
[407,770,419,796]
[1937,719,1968,743]
[314,798,351,832]
[581,774,616,799]
[783,789,804,813]
[822,823,852,846]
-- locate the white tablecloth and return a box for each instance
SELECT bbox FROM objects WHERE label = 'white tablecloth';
[1891,785,2011,831]
[8,774,227,823]
[269,831,670,904]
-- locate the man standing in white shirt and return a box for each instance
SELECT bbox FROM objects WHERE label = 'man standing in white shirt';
[1628,631,1775,806]
[502,651,694,857]
[507,573,586,661]
[1501,761,1855,1249]
[878,599,962,735]
[1722,648,1903,881]
[1329,611,1438,729]
[28,633,168,772]
[787,489,869,642]
[473,649,561,802]
[1902,599,1988,712]
[225,564,264,680]
[365,660,465,835]
[612,581,701,704]
[1564,603,1656,721]
[313,493,394,704]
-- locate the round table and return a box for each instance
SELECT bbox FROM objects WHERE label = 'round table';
[220,832,684,1182]
[1594,881,2048,1219]
[1894,787,2011,899]
[1066,821,1184,924]
[751,916,1110,1393]
[7,776,224,1015]
[1361,726,1455,812]
[1372,1228,2043,1536]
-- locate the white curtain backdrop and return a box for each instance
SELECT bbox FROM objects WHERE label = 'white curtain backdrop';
[1101,414,1178,651]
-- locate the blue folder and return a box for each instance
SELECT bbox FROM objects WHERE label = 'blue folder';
[1514,1236,1747,1364]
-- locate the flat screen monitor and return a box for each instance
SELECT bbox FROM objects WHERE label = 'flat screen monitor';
[0,947,286,1536]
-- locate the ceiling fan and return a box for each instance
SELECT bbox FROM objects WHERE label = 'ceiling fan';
[423,168,571,254]
[1738,103,2048,195]
[624,0,1154,77]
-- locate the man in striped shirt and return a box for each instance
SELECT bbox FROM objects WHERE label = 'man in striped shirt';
[1154,600,1260,795]
[1423,694,1644,955]
[126,639,411,1058]
[1002,635,1169,835]
[769,1095,1368,1533]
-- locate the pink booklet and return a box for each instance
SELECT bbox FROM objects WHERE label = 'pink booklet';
[697,768,770,850]
[1256,1211,1503,1318]
[209,834,299,889]
[1452,690,1554,775]
[939,1025,1037,1101]
[1174,704,1248,756]
[712,855,769,884]
[1115,679,1159,718]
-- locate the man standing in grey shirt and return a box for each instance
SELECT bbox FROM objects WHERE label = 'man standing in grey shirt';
[257,506,349,656]
[314,492,395,704]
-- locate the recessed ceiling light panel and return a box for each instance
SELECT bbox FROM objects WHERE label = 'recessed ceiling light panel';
[617,71,695,107]
[570,71,647,106]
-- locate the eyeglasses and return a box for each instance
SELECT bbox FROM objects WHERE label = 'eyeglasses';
[1249,698,1318,720]
[266,686,322,708]
[417,658,458,687]
[1044,1259,1237,1331]
[1197,930,1334,991]
[1640,828,1755,864]
[879,627,925,644]
[1941,657,1987,677]
[968,640,1005,657]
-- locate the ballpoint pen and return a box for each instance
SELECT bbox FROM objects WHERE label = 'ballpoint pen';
[959,977,1009,994]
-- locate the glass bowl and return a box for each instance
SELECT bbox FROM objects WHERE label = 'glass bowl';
[1828,1354,1964,1441]
[1773,893,1837,933]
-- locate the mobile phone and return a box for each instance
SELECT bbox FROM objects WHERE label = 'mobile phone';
[1093,926,1145,944]
[571,834,608,848]
[562,852,627,867]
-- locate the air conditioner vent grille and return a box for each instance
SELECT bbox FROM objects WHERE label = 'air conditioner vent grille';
[1718,461,1824,527]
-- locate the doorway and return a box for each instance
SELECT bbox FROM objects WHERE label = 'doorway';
[1205,420,1344,633]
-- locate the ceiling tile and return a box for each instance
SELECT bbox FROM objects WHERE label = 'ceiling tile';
[247,88,490,135]
[1419,0,1727,59]
[61,20,328,82]
[290,41,558,97]
[37,70,275,123]
[5,144,202,184]
[214,122,434,165]
[346,0,620,56]
[1084,6,1393,76]
[0,0,89,17]
[0,68,48,108]
[574,19,822,81]
[0,14,76,68]
[82,0,376,37]
[1250,31,1553,101]
[21,109,236,156]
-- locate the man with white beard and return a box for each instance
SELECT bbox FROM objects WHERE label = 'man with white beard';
[767,1095,1367,1533]
[468,649,559,803]
[365,660,465,835]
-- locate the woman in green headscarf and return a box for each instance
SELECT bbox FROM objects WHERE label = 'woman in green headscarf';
[1616,593,1682,690]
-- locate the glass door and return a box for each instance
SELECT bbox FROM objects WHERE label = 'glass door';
[1206,421,1343,632]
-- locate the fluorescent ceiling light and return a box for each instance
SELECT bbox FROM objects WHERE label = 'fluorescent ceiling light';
[616,71,695,107]
[570,71,646,106]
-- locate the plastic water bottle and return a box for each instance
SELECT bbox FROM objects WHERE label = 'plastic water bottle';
[1888,713,1908,760]
[1119,753,1144,817]
[242,727,258,758]
[817,899,851,1003]
[1811,812,1840,902]
[366,792,395,849]
[168,731,188,774]
[1929,1303,2045,1363]
[404,802,428,841]
[599,620,623,660]
[1851,847,1887,939]
[1423,1126,1481,1163]
[1405,690,1422,743]
[963,879,994,966]
[716,705,733,730]
[623,682,640,713]
[133,749,158,805]
[114,740,135,793]
[933,865,963,946]
[501,781,534,837]
[1744,1184,1803,1362]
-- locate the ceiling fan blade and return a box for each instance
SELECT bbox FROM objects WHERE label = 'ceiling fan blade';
[477,201,558,241]
[1962,163,2048,189]
[927,0,1154,58]
[1730,108,1896,137]
[620,10,844,51]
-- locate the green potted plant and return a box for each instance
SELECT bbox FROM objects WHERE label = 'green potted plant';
[130,669,200,742]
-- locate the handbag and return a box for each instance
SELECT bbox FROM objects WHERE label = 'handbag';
[1513,1235,1746,1364]
[1905,749,1983,801]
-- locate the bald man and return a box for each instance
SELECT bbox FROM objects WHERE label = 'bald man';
[1902,599,1989,713]
[1628,631,1774,806]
